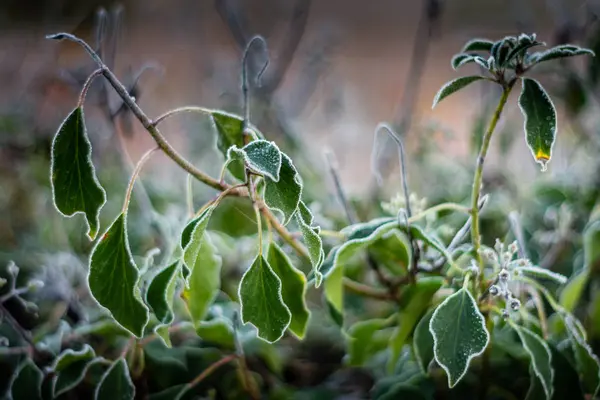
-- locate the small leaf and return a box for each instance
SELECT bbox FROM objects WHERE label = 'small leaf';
[429,288,489,388]
[514,265,567,285]
[297,200,314,226]
[432,76,486,108]
[564,315,600,397]
[451,53,474,70]
[212,111,246,181]
[461,38,494,52]
[89,213,149,337]
[239,255,291,343]
[196,318,235,348]
[388,277,444,371]
[228,140,282,181]
[413,309,435,373]
[296,212,325,286]
[584,220,600,271]
[513,325,554,400]
[531,45,595,64]
[369,229,412,275]
[184,231,222,326]
[347,318,390,366]
[10,359,43,400]
[505,40,545,65]
[560,270,589,313]
[518,78,557,170]
[95,358,135,400]
[264,153,302,225]
[51,344,96,397]
[51,107,106,240]
[267,242,310,339]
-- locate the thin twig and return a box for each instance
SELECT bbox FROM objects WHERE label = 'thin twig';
[77,68,104,108]
[342,278,395,301]
[242,35,269,135]
[324,150,356,224]
[152,106,213,127]
[122,147,159,213]
[177,354,237,397]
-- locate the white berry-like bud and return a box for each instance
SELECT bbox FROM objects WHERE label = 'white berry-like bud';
[510,298,521,311]
[489,285,500,296]
[7,262,19,276]
[27,280,45,291]
[499,269,510,282]
[508,241,518,254]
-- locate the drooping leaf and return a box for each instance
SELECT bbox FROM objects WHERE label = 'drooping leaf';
[530,45,594,64]
[196,318,235,348]
[146,261,180,347]
[347,318,390,366]
[513,324,554,400]
[89,213,149,337]
[267,242,310,339]
[432,76,487,108]
[461,38,494,53]
[264,153,302,226]
[429,288,489,388]
[518,78,557,169]
[51,344,96,397]
[50,107,106,240]
[514,265,567,285]
[211,111,246,181]
[564,315,600,397]
[95,358,135,400]
[413,309,435,373]
[451,53,474,69]
[228,140,282,181]
[10,359,43,400]
[239,255,291,343]
[388,277,444,371]
[185,233,222,326]
[296,212,324,286]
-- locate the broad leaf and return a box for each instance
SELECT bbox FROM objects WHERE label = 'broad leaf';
[461,38,494,52]
[185,233,222,326]
[518,78,557,169]
[369,229,412,275]
[514,325,554,400]
[51,344,95,397]
[95,358,135,400]
[565,315,600,397]
[89,213,149,337]
[429,288,489,388]
[514,265,567,285]
[228,140,282,181]
[51,107,106,240]
[264,153,302,225]
[196,318,235,348]
[146,261,180,346]
[388,277,443,371]
[212,111,246,181]
[432,76,486,108]
[413,309,435,373]
[10,359,43,400]
[267,242,310,339]
[347,318,390,366]
[239,255,291,342]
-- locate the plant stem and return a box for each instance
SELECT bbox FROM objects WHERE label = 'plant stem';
[151,106,213,127]
[77,68,104,108]
[408,202,471,223]
[260,204,310,260]
[122,147,159,213]
[471,84,514,291]
[342,278,395,301]
[178,354,237,397]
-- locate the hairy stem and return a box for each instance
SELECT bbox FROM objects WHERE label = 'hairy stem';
[471,84,514,291]
[122,147,159,213]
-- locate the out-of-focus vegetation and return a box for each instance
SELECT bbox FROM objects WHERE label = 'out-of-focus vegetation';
[2,2,600,400]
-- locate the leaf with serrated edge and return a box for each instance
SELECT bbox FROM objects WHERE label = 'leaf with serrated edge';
[228,140,282,181]
[432,76,487,108]
[10,359,43,400]
[267,242,310,338]
[564,315,600,397]
[95,358,135,400]
[514,265,567,285]
[513,325,554,400]
[413,309,435,374]
[51,344,95,397]
[51,107,106,240]
[185,233,221,326]
[518,78,557,169]
[89,213,149,337]
[239,255,291,342]
[429,288,489,388]
[264,153,302,225]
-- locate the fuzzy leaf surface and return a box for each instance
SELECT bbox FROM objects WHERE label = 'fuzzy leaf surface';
[264,153,302,226]
[51,344,96,397]
[514,325,554,400]
[432,76,486,108]
[95,358,135,400]
[10,359,43,400]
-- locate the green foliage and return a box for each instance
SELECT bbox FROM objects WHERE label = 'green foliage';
[50,344,97,397]
[95,358,135,400]
[10,359,43,400]
[264,153,303,226]
[432,76,487,108]
[50,107,106,240]
[513,324,554,399]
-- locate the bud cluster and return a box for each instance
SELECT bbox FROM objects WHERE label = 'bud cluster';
[381,192,427,217]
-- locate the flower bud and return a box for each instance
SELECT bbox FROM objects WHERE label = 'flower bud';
[489,285,500,296]
[27,279,45,291]
[499,269,510,282]
[508,241,518,254]
[510,298,521,311]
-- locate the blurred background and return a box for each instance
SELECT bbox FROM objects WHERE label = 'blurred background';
[1,0,600,398]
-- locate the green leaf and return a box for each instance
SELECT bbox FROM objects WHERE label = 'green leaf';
[564,315,600,397]
[267,242,310,339]
[451,53,474,69]
[461,38,494,52]
[89,213,149,337]
[196,318,235,348]
[51,344,96,397]
[10,359,43,400]
[228,140,282,181]
[146,261,180,347]
[180,208,213,250]
[413,309,435,373]
[513,325,554,399]
[518,78,557,169]
[212,111,246,181]
[505,40,544,65]
[239,255,291,343]
[296,212,324,286]
[514,265,567,285]
[297,200,314,225]
[369,229,412,275]
[530,45,595,64]
[95,358,135,400]
[324,257,344,326]
[347,318,390,366]
[50,107,106,240]
[389,277,444,371]
[525,366,547,400]
[584,220,600,271]
[185,233,222,326]
[264,153,302,226]
[432,76,486,108]
[429,288,489,388]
